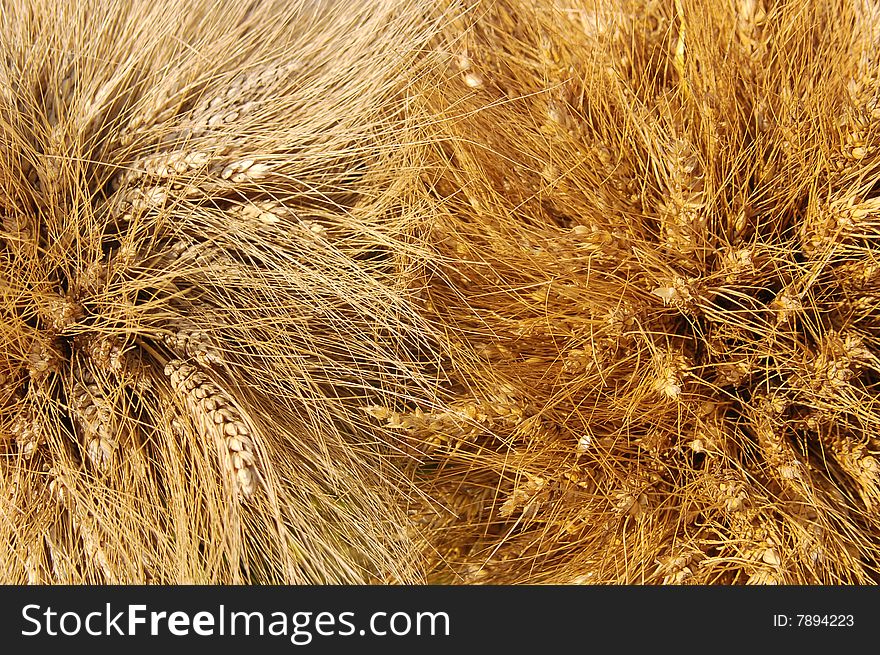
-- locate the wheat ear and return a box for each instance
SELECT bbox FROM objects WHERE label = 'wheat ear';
[163,359,259,499]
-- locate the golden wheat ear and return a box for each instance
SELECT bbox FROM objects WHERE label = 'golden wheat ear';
[163,359,259,499]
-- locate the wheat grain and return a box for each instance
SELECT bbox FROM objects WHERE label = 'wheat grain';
[71,368,117,472]
[9,406,46,458]
[164,319,223,367]
[78,334,126,374]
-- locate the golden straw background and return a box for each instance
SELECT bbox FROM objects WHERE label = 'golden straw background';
[2,0,879,584]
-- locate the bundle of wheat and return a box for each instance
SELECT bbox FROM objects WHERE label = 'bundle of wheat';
[0,0,452,583]
[2,0,879,585]
[391,0,880,583]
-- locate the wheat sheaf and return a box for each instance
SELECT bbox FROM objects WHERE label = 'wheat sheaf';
[2,0,880,584]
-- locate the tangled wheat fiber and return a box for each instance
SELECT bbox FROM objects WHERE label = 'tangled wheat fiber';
[1,0,880,584]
